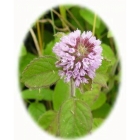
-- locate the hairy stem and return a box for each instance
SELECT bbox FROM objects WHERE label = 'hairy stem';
[70,79,75,97]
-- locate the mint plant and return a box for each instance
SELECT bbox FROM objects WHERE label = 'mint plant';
[19,5,120,139]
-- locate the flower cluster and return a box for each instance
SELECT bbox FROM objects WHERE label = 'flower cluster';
[53,30,102,87]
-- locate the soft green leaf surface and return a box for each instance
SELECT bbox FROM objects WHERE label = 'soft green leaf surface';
[93,118,104,131]
[69,7,85,31]
[80,86,106,111]
[96,59,111,73]
[20,45,27,56]
[91,93,107,110]
[79,78,93,93]
[92,103,111,118]
[102,44,116,65]
[80,86,100,110]
[53,79,70,111]
[38,110,58,134]
[38,110,57,131]
[75,88,82,98]
[58,98,93,138]
[47,114,58,135]
[19,53,36,75]
[43,40,56,56]
[21,56,59,88]
[22,88,53,101]
[93,73,108,88]
[65,5,73,9]
[96,21,106,36]
[80,8,100,28]
[43,31,54,49]
[107,30,113,38]
[28,102,46,121]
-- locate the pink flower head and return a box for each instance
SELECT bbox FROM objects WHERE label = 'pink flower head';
[53,29,103,87]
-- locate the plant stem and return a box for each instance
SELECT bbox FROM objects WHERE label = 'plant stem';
[29,28,42,56]
[39,19,70,32]
[41,22,44,47]
[36,21,43,54]
[52,9,76,30]
[59,5,67,28]
[70,79,75,97]
[92,13,97,36]
[67,9,84,31]
[51,9,56,34]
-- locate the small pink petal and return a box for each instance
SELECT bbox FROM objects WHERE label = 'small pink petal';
[85,31,92,39]
[89,36,96,44]
[69,48,75,53]
[75,79,80,87]
[58,70,65,78]
[69,36,76,46]
[94,39,101,46]
[75,62,81,69]
[82,77,88,83]
[80,69,86,76]
[88,70,95,79]
[88,53,94,59]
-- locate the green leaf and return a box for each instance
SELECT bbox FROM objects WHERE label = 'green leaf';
[28,102,46,121]
[107,30,113,38]
[19,52,36,75]
[91,93,107,110]
[93,73,108,88]
[80,84,106,111]
[93,118,104,131]
[96,21,106,36]
[75,88,82,98]
[92,103,111,118]
[79,78,93,93]
[58,98,93,138]
[22,88,53,101]
[38,110,58,134]
[69,7,85,31]
[20,45,27,56]
[53,79,70,111]
[80,85,100,110]
[81,91,98,108]
[102,44,116,65]
[65,5,73,9]
[96,59,112,73]
[21,56,60,88]
[43,31,54,49]
[80,8,100,28]
[43,40,56,56]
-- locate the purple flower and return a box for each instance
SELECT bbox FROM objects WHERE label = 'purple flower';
[53,29,103,87]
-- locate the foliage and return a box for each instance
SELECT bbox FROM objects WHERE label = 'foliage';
[19,5,120,139]
[58,98,93,138]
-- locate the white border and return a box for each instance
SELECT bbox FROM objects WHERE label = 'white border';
[14,0,126,140]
